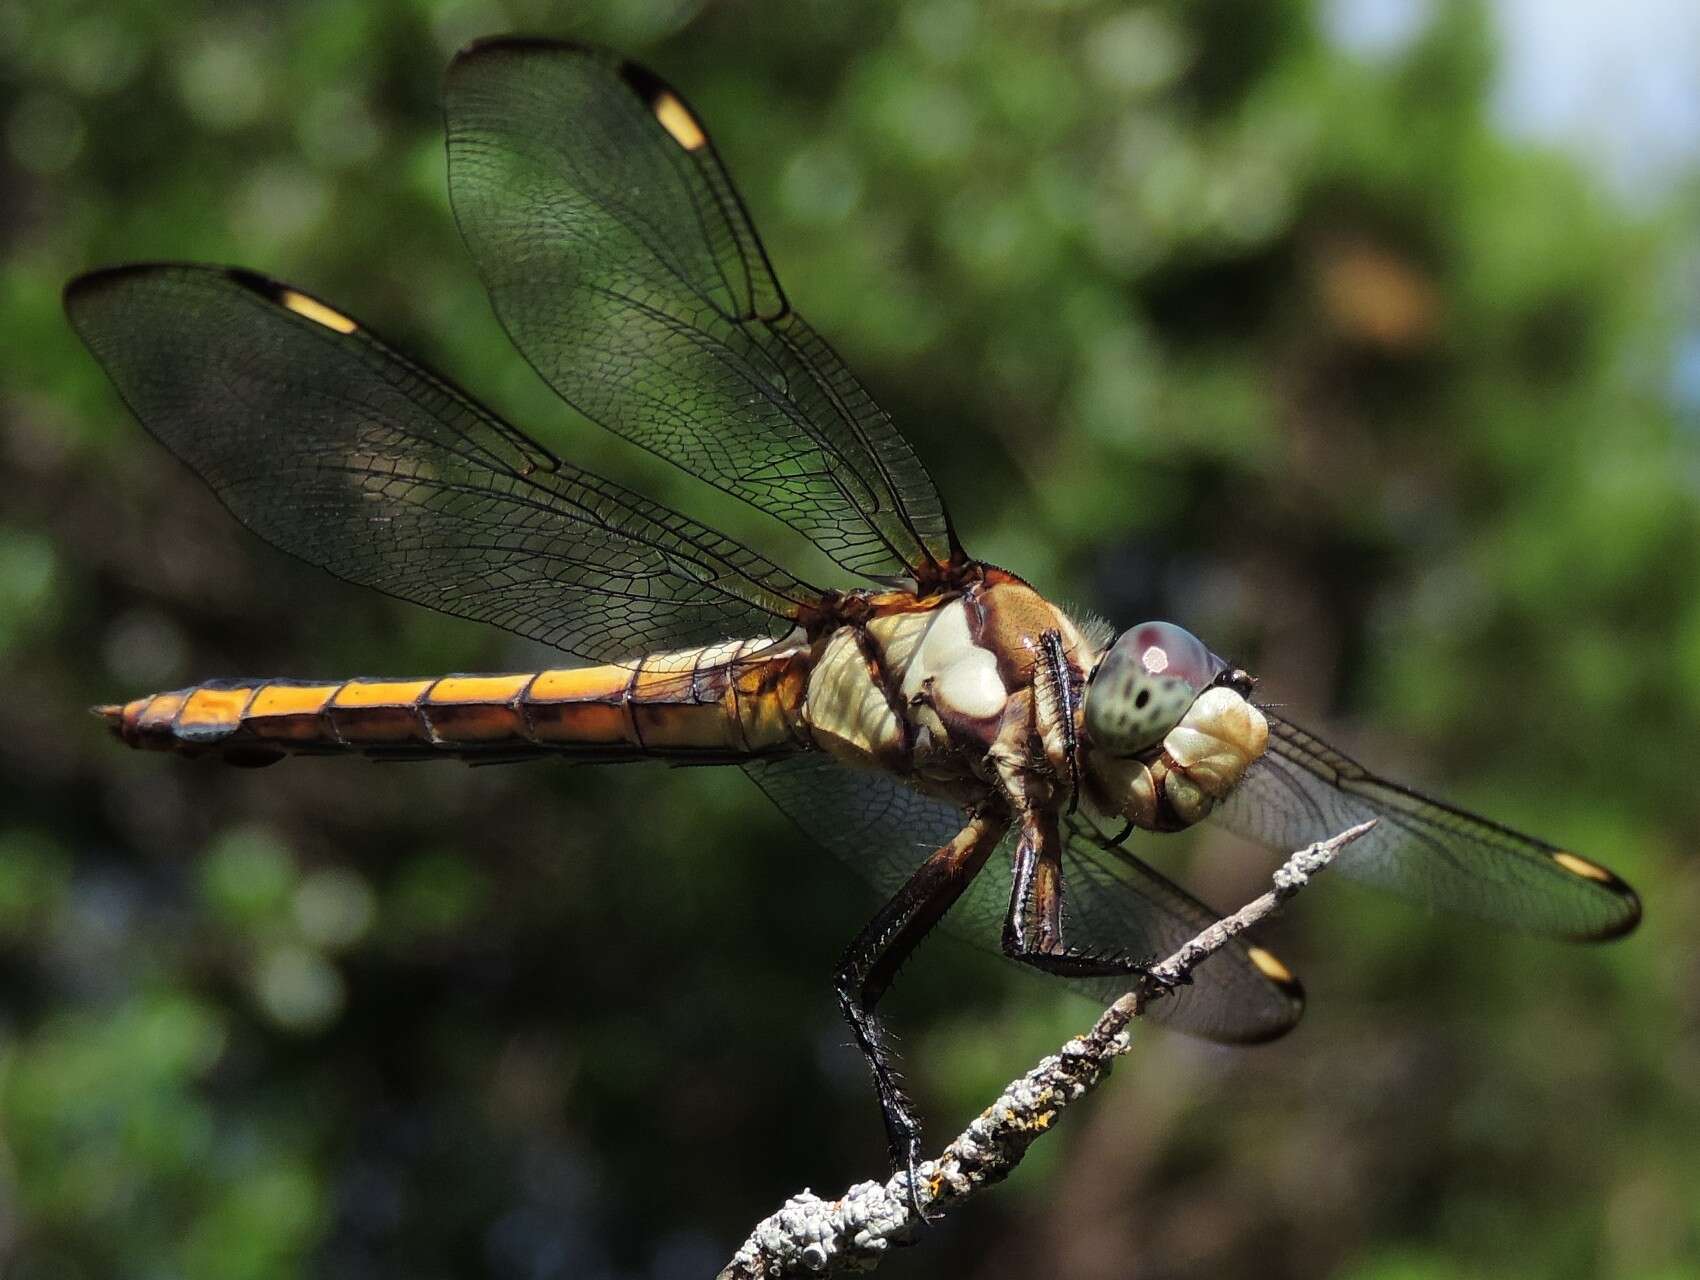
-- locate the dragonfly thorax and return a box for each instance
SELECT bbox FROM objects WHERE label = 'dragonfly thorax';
[799,576,1094,792]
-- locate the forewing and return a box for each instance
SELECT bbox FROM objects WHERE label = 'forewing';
[1212,711,1641,940]
[444,38,960,583]
[65,264,814,664]
[745,754,1304,1044]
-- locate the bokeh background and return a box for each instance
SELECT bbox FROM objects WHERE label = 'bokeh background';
[4,1,1700,1276]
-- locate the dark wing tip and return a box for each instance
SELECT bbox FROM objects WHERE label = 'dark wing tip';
[444,36,597,104]
[448,34,607,71]
[66,262,258,309]
[221,269,362,334]
[1548,850,1643,940]
[64,263,362,338]
[1159,942,1306,1047]
[222,264,282,294]
[609,59,709,152]
[1236,944,1307,1044]
[64,262,170,317]
[65,264,206,343]
[609,53,673,101]
[1604,883,1643,939]
[443,36,705,152]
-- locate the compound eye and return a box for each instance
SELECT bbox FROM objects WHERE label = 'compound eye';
[1084,621,1222,756]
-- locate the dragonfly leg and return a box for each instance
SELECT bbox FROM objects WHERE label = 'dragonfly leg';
[833,805,1010,1210]
[1001,809,1160,979]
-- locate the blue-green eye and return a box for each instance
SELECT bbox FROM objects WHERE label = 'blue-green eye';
[1084,621,1224,756]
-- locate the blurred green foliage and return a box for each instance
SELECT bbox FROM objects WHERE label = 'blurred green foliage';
[3,1,1699,1277]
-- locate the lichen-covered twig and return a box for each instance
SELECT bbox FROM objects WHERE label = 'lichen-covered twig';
[718,820,1375,1279]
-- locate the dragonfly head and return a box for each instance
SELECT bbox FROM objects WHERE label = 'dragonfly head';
[1083,621,1268,828]
[1084,621,1228,755]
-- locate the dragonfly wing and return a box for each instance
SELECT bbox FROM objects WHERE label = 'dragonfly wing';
[743,754,966,892]
[445,39,961,584]
[1052,813,1304,1043]
[745,754,1304,1043]
[65,264,815,664]
[1211,711,1641,940]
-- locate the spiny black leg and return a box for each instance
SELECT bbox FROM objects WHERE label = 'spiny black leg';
[1037,629,1082,815]
[834,807,1009,1216]
[1001,810,1162,981]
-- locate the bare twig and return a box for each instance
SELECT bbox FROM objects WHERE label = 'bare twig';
[718,820,1375,1279]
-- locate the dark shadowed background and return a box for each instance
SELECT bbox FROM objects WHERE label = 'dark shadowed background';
[4,1,1700,1277]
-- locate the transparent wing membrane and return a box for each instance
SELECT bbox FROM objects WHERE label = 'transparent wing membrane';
[1212,711,1641,941]
[64,265,815,664]
[445,38,960,583]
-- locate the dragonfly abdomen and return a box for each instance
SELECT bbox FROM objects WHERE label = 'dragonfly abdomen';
[96,640,813,766]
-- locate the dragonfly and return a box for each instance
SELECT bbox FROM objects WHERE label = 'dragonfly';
[68,38,1639,1191]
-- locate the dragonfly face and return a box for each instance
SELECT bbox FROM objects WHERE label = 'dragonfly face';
[65,37,1640,1196]
[1084,620,1231,757]
[1079,620,1270,831]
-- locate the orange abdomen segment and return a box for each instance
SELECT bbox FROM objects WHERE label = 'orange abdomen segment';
[96,640,812,765]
